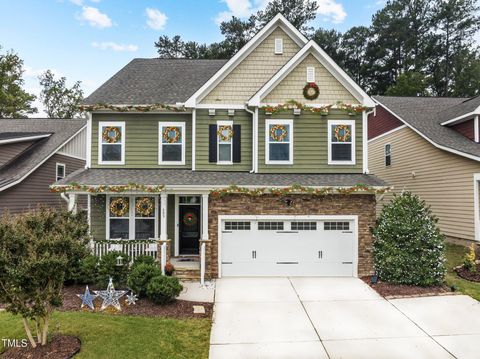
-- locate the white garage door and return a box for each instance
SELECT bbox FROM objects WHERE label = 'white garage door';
[220,217,356,277]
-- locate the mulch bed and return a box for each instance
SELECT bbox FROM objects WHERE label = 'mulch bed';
[1,335,80,359]
[361,276,452,299]
[455,264,480,282]
[59,285,213,319]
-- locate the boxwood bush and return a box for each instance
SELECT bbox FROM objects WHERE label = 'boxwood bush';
[131,255,156,270]
[372,192,446,286]
[96,251,130,287]
[146,275,183,304]
[128,263,162,297]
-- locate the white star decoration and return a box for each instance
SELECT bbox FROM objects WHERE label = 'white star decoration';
[95,277,127,311]
[125,291,138,306]
[76,285,98,310]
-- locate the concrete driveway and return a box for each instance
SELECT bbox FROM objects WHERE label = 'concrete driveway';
[209,277,480,359]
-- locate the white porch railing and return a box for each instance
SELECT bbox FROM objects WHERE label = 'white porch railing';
[93,239,157,261]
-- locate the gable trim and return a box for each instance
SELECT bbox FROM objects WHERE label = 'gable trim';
[0,133,51,145]
[184,14,308,108]
[367,124,408,143]
[375,100,480,162]
[440,107,480,126]
[248,40,375,107]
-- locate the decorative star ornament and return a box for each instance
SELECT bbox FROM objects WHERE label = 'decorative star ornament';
[95,278,127,312]
[125,291,138,306]
[77,285,98,310]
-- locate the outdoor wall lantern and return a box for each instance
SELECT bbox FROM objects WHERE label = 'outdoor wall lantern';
[116,256,124,267]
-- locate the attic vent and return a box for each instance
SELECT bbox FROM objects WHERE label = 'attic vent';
[307,67,315,83]
[274,38,283,54]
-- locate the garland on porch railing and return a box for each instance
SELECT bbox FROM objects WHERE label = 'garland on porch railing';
[210,184,390,198]
[50,183,165,193]
[78,103,187,113]
[260,100,370,116]
[93,239,158,244]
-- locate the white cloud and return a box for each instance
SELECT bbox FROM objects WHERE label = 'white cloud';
[78,6,112,28]
[317,0,346,24]
[91,41,139,52]
[23,66,62,78]
[145,8,168,30]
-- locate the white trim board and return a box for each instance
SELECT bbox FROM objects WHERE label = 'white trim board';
[374,100,480,162]
[474,174,480,242]
[248,40,375,108]
[440,107,480,126]
[184,14,308,107]
[367,124,408,143]
[0,133,51,145]
[217,214,359,278]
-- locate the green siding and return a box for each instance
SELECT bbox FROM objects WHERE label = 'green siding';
[92,113,192,168]
[258,110,363,173]
[195,109,252,171]
[90,194,106,241]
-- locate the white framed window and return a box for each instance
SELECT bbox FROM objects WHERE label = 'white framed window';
[328,119,356,165]
[307,66,315,83]
[106,195,158,240]
[55,163,66,181]
[217,120,233,164]
[274,38,283,54]
[158,122,185,165]
[98,121,125,165]
[385,144,391,166]
[265,119,293,165]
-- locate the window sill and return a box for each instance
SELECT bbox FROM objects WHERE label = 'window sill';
[217,161,233,165]
[328,161,356,165]
[158,162,185,166]
[99,161,125,165]
[265,161,294,165]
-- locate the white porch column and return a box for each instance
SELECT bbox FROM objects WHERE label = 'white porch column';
[160,193,168,240]
[201,194,209,240]
[474,115,479,143]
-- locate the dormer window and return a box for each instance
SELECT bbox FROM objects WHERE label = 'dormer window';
[274,38,283,54]
[307,67,315,83]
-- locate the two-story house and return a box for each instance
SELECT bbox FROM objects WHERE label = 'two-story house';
[53,14,387,282]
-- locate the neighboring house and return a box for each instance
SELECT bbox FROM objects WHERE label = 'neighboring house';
[368,95,480,243]
[53,14,387,281]
[0,119,87,215]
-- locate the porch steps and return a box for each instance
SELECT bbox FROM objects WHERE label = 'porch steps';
[173,268,201,281]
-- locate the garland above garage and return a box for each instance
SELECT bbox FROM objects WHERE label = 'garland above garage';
[260,100,370,116]
[78,103,187,112]
[50,183,165,193]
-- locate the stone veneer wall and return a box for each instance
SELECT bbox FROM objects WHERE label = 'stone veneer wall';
[207,194,377,278]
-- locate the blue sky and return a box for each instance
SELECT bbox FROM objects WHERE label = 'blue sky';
[0,0,400,114]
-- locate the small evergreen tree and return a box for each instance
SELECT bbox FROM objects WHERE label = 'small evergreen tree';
[372,192,446,286]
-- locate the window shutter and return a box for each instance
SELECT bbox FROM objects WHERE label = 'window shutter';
[307,67,315,83]
[274,38,283,54]
[233,124,241,163]
[209,124,217,163]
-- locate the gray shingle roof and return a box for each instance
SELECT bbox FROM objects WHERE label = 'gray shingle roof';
[55,168,387,188]
[0,132,51,141]
[442,95,480,121]
[373,96,480,159]
[0,119,87,190]
[83,59,228,105]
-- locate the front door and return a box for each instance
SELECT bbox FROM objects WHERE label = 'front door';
[179,205,201,254]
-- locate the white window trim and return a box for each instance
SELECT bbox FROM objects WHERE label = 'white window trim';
[106,195,159,240]
[158,122,186,165]
[98,121,125,165]
[55,163,66,181]
[274,38,283,54]
[265,119,294,165]
[385,143,391,167]
[328,119,356,165]
[217,120,233,165]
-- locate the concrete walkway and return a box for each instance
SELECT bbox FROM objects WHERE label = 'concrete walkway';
[209,277,480,359]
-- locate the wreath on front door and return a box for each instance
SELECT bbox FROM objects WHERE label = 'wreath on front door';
[135,197,154,216]
[334,125,351,142]
[162,127,181,143]
[183,212,197,226]
[102,126,121,143]
[303,82,320,100]
[110,197,129,217]
[270,124,288,142]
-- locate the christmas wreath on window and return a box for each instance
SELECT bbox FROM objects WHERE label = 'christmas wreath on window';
[102,127,121,143]
[163,127,181,143]
[303,82,320,100]
[135,197,154,216]
[110,198,129,217]
[334,125,351,142]
[270,124,288,142]
[183,212,197,226]
[217,125,234,141]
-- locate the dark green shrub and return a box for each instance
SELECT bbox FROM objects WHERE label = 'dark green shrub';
[74,254,98,284]
[127,263,162,297]
[96,251,130,287]
[146,275,183,304]
[131,255,156,270]
[372,192,446,286]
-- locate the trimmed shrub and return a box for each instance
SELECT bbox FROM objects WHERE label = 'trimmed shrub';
[96,251,130,287]
[74,254,98,284]
[127,263,162,297]
[131,255,156,270]
[146,275,183,304]
[463,244,477,273]
[372,192,446,286]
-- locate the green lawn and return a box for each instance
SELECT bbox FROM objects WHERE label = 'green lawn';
[0,311,211,359]
[445,242,480,301]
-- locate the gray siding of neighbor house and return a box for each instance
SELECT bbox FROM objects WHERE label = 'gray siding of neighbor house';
[0,153,86,215]
[0,141,35,167]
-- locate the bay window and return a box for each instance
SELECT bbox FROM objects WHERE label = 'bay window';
[328,119,355,165]
[159,122,185,165]
[265,119,293,164]
[99,122,125,164]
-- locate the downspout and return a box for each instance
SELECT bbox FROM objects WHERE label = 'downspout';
[192,108,196,170]
[363,108,374,174]
[244,104,256,173]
